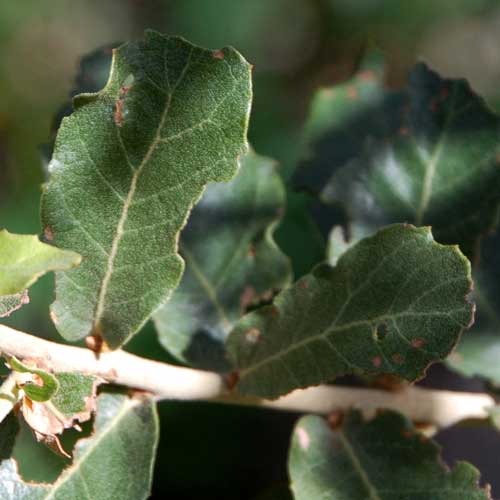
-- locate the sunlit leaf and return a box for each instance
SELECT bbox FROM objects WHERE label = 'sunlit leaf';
[0,230,80,296]
[227,224,472,399]
[41,30,252,349]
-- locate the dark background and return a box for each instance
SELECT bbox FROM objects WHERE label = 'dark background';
[1,1,500,498]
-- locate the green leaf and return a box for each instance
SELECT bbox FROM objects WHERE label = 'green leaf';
[153,148,291,371]
[449,228,500,383]
[289,411,490,500]
[0,230,80,296]
[50,373,100,419]
[227,224,473,399]
[0,291,29,318]
[41,30,252,349]
[0,393,159,500]
[9,357,59,403]
[295,52,500,260]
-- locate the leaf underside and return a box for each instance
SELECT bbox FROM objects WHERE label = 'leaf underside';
[153,148,291,371]
[0,393,159,500]
[227,224,473,399]
[295,51,500,261]
[41,30,252,349]
[289,411,490,500]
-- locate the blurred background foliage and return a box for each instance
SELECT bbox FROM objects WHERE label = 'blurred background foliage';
[2,1,500,498]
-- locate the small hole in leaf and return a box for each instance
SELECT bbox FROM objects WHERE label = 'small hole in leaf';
[373,322,388,342]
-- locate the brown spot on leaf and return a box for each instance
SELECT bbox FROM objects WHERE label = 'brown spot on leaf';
[371,356,382,368]
[327,410,344,429]
[296,427,310,450]
[212,49,225,60]
[299,279,309,290]
[440,87,449,100]
[346,86,358,99]
[269,306,279,318]
[411,338,426,349]
[358,70,375,81]
[247,244,257,258]
[85,334,104,353]
[225,371,239,391]
[44,226,54,241]
[392,353,404,364]
[245,328,261,344]
[239,286,257,314]
[114,99,125,127]
[20,290,30,306]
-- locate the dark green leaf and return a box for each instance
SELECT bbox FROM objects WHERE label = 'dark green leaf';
[0,412,19,460]
[289,411,490,500]
[0,393,159,500]
[0,230,80,296]
[153,148,291,371]
[41,30,252,349]
[295,53,500,260]
[227,224,473,399]
[449,228,500,382]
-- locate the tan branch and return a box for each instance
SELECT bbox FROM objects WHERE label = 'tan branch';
[0,324,495,429]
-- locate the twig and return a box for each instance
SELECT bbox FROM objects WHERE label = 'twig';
[0,373,21,423]
[0,324,495,429]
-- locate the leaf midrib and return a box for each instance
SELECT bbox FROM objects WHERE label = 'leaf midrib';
[92,48,194,333]
[338,429,382,500]
[44,397,138,499]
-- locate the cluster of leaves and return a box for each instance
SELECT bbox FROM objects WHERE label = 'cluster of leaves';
[0,29,498,498]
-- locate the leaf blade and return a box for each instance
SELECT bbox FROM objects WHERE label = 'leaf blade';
[0,393,159,500]
[295,52,500,260]
[227,224,473,399]
[289,411,490,500]
[0,230,80,296]
[153,148,291,371]
[41,31,252,349]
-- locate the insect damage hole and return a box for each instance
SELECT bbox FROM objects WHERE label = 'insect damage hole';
[373,322,388,342]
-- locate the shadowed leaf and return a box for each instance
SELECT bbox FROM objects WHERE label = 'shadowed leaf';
[295,52,500,261]
[289,411,490,500]
[449,228,500,383]
[154,148,291,371]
